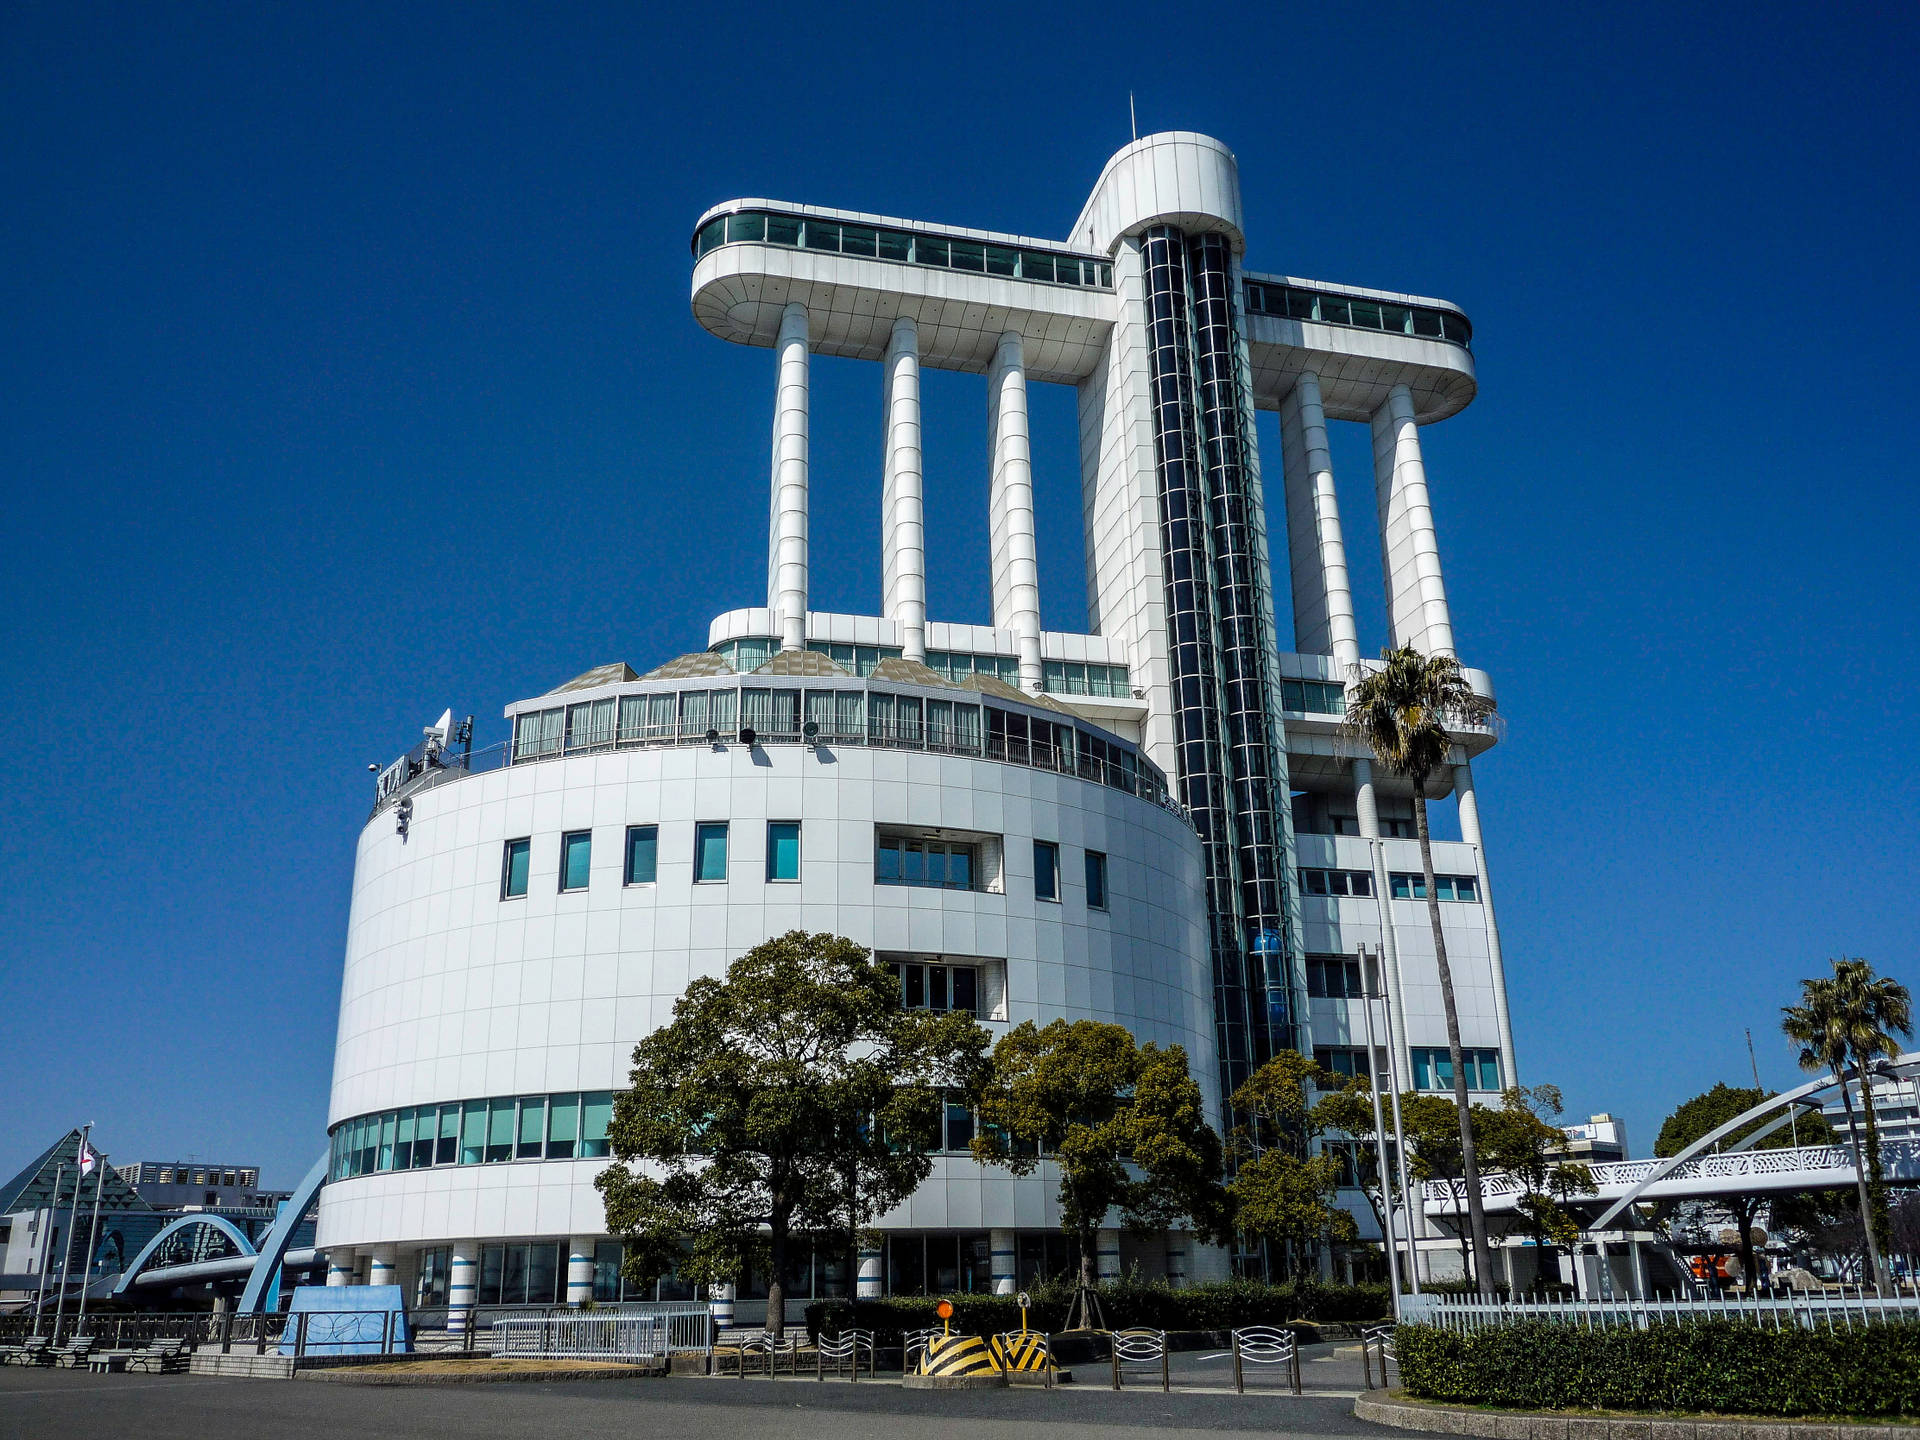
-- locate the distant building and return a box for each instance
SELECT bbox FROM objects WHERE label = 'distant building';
[117,1161,287,1212]
[1819,1075,1918,1145]
[1558,1114,1630,1163]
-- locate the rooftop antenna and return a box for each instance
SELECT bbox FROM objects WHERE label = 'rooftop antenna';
[1129,91,1137,141]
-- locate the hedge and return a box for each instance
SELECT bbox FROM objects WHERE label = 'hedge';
[1396,1320,1920,1418]
[804,1277,1389,1344]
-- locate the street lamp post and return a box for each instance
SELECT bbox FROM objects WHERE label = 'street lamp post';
[1357,950,1403,1318]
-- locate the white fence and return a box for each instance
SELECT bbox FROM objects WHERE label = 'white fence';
[492,1314,663,1361]
[1400,1289,1920,1333]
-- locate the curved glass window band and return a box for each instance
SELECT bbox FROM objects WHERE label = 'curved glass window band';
[695,210,1113,291]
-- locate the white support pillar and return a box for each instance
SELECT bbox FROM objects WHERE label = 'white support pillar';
[1370,384,1455,658]
[366,1245,396,1291]
[1454,759,1518,1081]
[882,317,927,662]
[708,1280,735,1329]
[1280,372,1360,667]
[566,1237,596,1308]
[988,331,1043,693]
[1354,757,1412,1077]
[856,1245,884,1299]
[770,303,811,653]
[989,1228,1017,1296]
[448,1243,477,1334]
[325,1248,355,1288]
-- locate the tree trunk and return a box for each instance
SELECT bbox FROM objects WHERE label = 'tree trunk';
[1832,1065,1885,1292]
[1856,1060,1893,1296]
[1414,785,1496,1297]
[766,1213,787,1339]
[1732,1195,1761,1294]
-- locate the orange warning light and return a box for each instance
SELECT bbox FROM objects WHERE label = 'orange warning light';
[936,1300,954,1319]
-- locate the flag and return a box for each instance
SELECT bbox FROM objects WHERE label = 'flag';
[76,1140,95,1178]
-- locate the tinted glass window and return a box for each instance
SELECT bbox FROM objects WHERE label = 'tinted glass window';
[625,825,657,885]
[502,838,530,899]
[696,823,729,882]
[561,831,592,891]
[767,822,800,881]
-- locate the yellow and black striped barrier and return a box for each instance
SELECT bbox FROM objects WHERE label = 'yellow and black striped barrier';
[988,1331,1050,1373]
[920,1333,1002,1378]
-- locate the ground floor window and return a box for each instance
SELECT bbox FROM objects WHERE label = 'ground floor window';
[886,1232,993,1294]
[415,1246,450,1307]
[1015,1232,1081,1288]
[478,1242,564,1306]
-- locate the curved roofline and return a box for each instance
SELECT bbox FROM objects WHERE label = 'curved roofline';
[691,198,1096,260]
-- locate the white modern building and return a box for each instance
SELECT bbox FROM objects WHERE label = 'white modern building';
[315,131,1518,1317]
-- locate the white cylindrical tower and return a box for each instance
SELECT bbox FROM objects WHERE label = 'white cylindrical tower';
[771,303,811,653]
[988,331,1043,693]
[881,317,927,662]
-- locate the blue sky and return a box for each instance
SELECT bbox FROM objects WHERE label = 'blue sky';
[2,3,1916,1186]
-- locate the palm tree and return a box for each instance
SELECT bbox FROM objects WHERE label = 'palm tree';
[1782,958,1912,1294]
[1344,645,1497,1296]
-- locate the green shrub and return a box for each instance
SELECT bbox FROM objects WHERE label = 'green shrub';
[1396,1320,1920,1417]
[803,1276,1389,1344]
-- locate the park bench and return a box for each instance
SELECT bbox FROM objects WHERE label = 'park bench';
[122,1339,191,1374]
[43,1337,95,1369]
[0,1337,50,1366]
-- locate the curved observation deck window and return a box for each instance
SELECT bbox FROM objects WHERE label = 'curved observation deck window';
[1243,278,1472,349]
[694,208,1114,290]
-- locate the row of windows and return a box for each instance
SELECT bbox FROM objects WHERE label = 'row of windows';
[1243,279,1473,348]
[694,209,1114,290]
[1315,1045,1504,1093]
[895,960,978,1016]
[709,639,1134,701]
[1305,955,1367,1000]
[1390,873,1480,902]
[125,1164,257,1188]
[328,1092,614,1181]
[1040,660,1131,698]
[1280,679,1346,715]
[507,684,1169,807]
[1301,867,1375,897]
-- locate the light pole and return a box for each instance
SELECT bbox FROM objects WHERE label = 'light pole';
[1357,951,1403,1318]
[1364,943,1421,1294]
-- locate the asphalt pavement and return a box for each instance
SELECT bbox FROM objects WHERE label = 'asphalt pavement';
[0,1342,1426,1440]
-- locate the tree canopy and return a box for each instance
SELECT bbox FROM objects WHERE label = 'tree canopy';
[971,1019,1229,1302]
[596,930,989,1334]
[1226,1052,1360,1274]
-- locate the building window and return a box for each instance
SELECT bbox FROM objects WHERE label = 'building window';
[876,834,979,891]
[1306,955,1365,999]
[559,832,592,892]
[501,838,530,899]
[1033,841,1059,902]
[767,822,800,882]
[625,825,657,885]
[1300,867,1373,897]
[1084,851,1108,910]
[1389,873,1480,902]
[1280,678,1346,715]
[1314,1046,1371,1080]
[1413,1047,1503,1092]
[894,960,978,1016]
[416,1247,450,1308]
[478,1242,564,1306]
[1380,818,1416,839]
[695,822,729,882]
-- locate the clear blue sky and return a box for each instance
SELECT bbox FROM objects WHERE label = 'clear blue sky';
[3,3,1916,1186]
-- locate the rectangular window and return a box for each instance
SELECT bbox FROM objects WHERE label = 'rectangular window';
[875,835,979,891]
[1314,1046,1371,1080]
[766,822,800,881]
[624,825,658,885]
[501,838,530,899]
[416,1247,450,1308]
[546,1093,578,1159]
[695,822,729,882]
[1391,873,1480,902]
[894,960,980,1016]
[1412,1047,1503,1092]
[516,1096,546,1159]
[437,1104,459,1165]
[579,1092,613,1158]
[486,1098,515,1163]
[1034,841,1059,902]
[1301,867,1373,897]
[560,831,592,892]
[945,1097,976,1152]
[1085,851,1108,910]
[460,1100,486,1164]
[1306,955,1365,999]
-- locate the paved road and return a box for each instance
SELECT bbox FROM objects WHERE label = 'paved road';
[0,1344,1421,1440]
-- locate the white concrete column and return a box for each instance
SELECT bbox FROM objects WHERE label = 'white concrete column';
[989,1228,1017,1296]
[708,1280,735,1329]
[448,1243,478,1334]
[1164,1233,1189,1289]
[566,1237,596,1308]
[1370,384,1455,657]
[856,1245,884,1299]
[882,317,927,662]
[366,1245,396,1291]
[1354,757,1412,1077]
[770,302,811,653]
[325,1248,354,1287]
[1454,760,1518,1081]
[1095,1228,1122,1285]
[1280,372,1360,667]
[988,331,1043,692]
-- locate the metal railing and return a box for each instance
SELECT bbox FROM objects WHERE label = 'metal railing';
[493,1314,661,1362]
[1231,1326,1301,1394]
[1399,1289,1920,1333]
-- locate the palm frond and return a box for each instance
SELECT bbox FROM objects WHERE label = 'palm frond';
[1342,645,1496,789]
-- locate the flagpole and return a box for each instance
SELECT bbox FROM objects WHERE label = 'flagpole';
[74,1148,108,1335]
[52,1123,91,1342]
[31,1162,66,1337]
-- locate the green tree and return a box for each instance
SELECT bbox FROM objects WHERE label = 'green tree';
[1478,1085,1594,1287]
[596,931,990,1336]
[1653,1082,1836,1293]
[1781,957,1913,1293]
[1226,1052,1359,1276]
[1344,644,1498,1294]
[971,1019,1229,1319]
